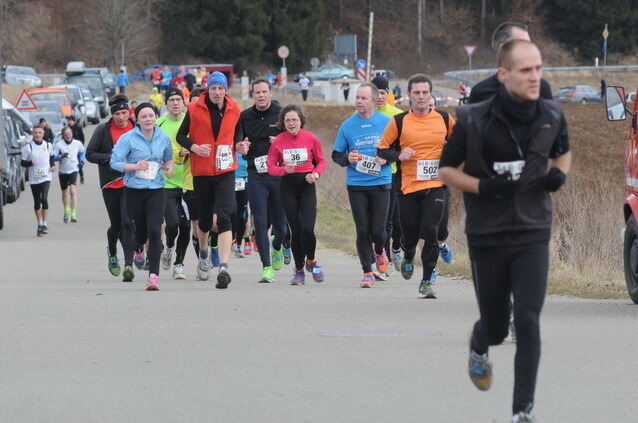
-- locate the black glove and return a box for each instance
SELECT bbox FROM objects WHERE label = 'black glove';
[544,167,566,192]
[479,177,520,199]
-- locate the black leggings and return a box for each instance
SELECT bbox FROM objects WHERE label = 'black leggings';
[164,188,190,265]
[469,241,549,414]
[193,172,234,234]
[348,189,390,273]
[102,187,135,266]
[385,172,401,256]
[126,188,166,275]
[233,185,249,243]
[399,186,446,281]
[281,173,317,270]
[439,185,450,242]
[247,173,288,267]
[30,181,50,210]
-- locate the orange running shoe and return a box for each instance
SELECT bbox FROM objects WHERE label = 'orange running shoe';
[360,272,375,288]
[375,252,388,274]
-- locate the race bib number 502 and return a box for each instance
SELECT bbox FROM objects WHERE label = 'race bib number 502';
[416,160,439,181]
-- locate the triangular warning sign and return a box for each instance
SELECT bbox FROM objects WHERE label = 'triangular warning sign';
[464,45,477,57]
[15,89,38,111]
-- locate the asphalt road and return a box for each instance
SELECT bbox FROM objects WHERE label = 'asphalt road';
[1,123,637,423]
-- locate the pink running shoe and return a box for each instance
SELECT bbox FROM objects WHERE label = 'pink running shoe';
[134,251,145,270]
[146,273,159,291]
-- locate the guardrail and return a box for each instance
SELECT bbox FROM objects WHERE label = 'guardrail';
[445,65,638,85]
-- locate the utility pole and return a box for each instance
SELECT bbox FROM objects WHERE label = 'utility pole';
[366,11,374,81]
[480,0,486,40]
[417,0,423,60]
[439,0,444,23]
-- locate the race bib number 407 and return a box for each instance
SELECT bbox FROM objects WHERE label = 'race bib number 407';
[416,160,439,181]
[355,155,381,176]
[283,148,308,166]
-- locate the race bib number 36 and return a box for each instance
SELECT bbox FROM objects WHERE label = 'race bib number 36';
[355,155,381,176]
[254,155,268,173]
[493,160,525,181]
[283,148,308,166]
[416,160,439,181]
[216,145,234,170]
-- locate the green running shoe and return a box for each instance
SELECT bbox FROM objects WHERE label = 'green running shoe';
[259,266,275,283]
[122,265,134,282]
[271,247,284,271]
[108,254,121,277]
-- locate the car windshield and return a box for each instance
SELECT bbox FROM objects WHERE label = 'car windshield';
[81,88,92,101]
[31,92,68,107]
[36,102,61,113]
[557,87,576,94]
[24,111,63,125]
[66,74,103,96]
[23,67,37,76]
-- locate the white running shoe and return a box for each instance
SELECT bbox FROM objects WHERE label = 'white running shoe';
[161,247,173,270]
[197,258,210,281]
[172,264,186,280]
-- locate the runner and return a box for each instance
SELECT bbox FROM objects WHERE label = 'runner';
[149,88,164,112]
[53,126,85,223]
[237,78,288,283]
[439,40,571,423]
[176,71,242,288]
[377,74,455,298]
[157,88,190,280]
[267,104,326,285]
[298,74,310,102]
[86,94,137,282]
[331,83,391,287]
[371,75,405,277]
[21,126,55,236]
[65,115,85,184]
[110,102,174,291]
[232,153,249,257]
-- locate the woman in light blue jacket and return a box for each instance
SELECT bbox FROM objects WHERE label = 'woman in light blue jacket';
[110,103,174,291]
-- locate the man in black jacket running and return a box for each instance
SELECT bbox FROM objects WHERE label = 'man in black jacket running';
[440,40,571,423]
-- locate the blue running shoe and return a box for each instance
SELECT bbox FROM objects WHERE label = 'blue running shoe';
[439,242,454,263]
[400,258,414,280]
[283,247,292,265]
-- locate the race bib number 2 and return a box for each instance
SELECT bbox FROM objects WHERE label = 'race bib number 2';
[254,155,268,173]
[283,148,308,166]
[216,145,234,170]
[416,160,439,181]
[355,155,381,176]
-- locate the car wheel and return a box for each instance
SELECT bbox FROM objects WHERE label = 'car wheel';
[623,215,638,303]
[580,99,588,104]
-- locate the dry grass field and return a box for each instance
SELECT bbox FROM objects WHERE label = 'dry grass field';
[303,102,631,299]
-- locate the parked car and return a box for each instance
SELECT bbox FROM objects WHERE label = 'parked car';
[22,110,65,140]
[78,85,99,124]
[27,88,74,117]
[2,99,31,207]
[1,65,42,87]
[432,90,457,107]
[49,84,87,127]
[554,85,603,104]
[86,67,116,98]
[296,64,355,81]
[64,61,109,118]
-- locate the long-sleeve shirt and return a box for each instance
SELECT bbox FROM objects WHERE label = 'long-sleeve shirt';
[267,129,327,177]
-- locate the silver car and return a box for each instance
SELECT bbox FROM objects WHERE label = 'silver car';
[554,85,603,104]
[79,85,99,124]
[1,65,42,87]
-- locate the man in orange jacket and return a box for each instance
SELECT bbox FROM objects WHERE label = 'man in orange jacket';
[177,71,243,288]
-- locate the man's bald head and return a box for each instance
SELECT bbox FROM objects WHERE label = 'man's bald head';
[498,39,541,69]
[497,40,543,101]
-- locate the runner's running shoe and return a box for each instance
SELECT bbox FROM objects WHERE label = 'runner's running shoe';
[197,258,210,281]
[41,225,48,234]
[250,234,258,252]
[70,215,77,223]
[375,252,389,274]
[243,241,253,255]
[418,270,437,298]
[133,251,145,270]
[283,247,292,265]
[360,272,375,288]
[122,265,134,282]
[512,412,535,422]
[161,247,173,270]
[468,332,492,391]
[216,267,231,289]
[63,213,69,224]
[392,249,402,271]
[259,266,275,283]
[146,273,159,291]
[290,269,305,285]
[37,226,43,237]
[233,245,244,258]
[400,258,414,280]
[172,264,185,280]
[438,242,454,263]
[210,246,220,267]
[107,249,121,277]
[305,261,324,282]
[271,247,284,271]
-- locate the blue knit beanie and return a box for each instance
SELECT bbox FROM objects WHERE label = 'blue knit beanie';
[207,71,228,89]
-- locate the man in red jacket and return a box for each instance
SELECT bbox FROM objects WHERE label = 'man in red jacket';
[177,71,243,288]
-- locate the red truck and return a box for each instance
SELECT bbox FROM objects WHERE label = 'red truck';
[606,85,638,302]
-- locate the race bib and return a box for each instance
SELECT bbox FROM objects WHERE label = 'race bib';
[216,145,234,170]
[493,160,525,181]
[235,178,246,191]
[35,167,49,178]
[416,160,439,181]
[135,161,160,180]
[254,155,268,173]
[355,154,381,176]
[283,148,308,166]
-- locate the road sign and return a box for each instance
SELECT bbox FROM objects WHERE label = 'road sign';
[277,45,289,59]
[15,89,38,110]
[464,45,477,57]
[603,23,609,39]
[356,59,366,70]
[310,57,320,68]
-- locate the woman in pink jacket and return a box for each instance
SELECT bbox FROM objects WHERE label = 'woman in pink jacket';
[267,105,327,285]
